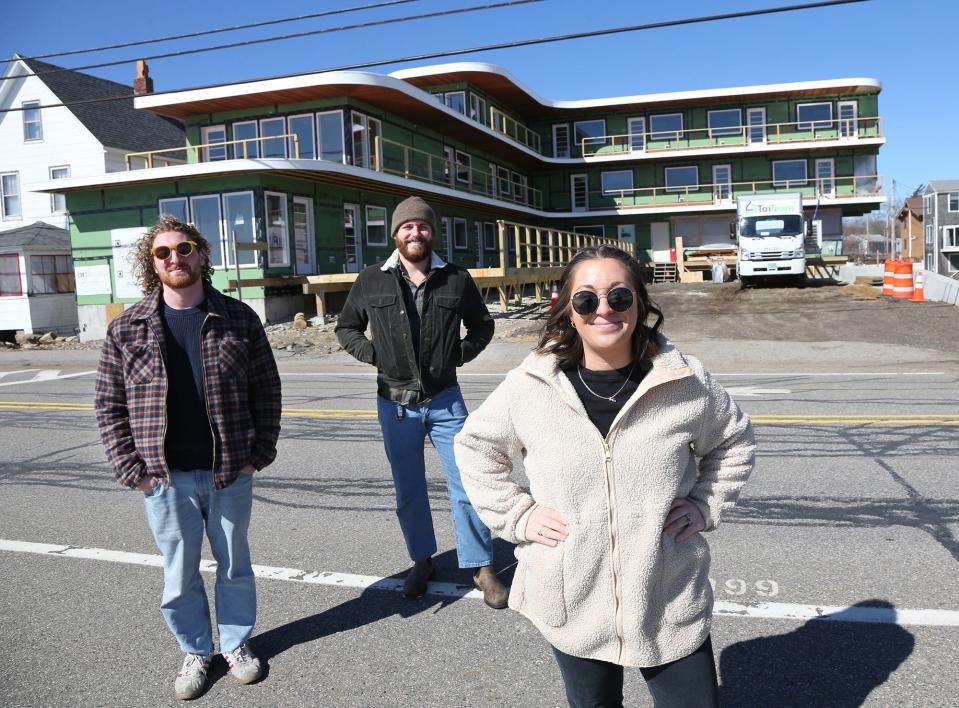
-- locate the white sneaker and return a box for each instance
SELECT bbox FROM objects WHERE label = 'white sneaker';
[174,653,211,700]
[223,642,262,685]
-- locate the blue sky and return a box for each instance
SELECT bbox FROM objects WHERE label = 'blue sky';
[3,0,956,202]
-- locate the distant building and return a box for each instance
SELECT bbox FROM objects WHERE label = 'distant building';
[0,55,184,232]
[31,62,885,339]
[895,196,924,262]
[0,222,77,335]
[921,180,959,276]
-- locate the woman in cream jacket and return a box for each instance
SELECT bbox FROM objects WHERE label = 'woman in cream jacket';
[455,246,755,708]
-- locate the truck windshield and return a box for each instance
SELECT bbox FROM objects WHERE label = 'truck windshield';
[740,215,803,237]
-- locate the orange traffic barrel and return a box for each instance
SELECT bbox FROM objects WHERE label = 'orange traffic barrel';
[911,268,927,303]
[882,259,895,296]
[892,261,914,299]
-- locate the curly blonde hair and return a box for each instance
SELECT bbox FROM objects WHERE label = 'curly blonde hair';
[132,214,215,294]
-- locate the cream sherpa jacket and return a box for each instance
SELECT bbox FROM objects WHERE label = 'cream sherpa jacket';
[454,338,756,668]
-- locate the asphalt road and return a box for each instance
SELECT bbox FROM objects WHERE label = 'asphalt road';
[1,338,957,707]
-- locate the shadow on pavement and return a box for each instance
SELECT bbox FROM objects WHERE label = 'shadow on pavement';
[251,540,516,677]
[719,600,914,707]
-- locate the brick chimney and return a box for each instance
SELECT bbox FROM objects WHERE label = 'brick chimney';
[133,60,153,95]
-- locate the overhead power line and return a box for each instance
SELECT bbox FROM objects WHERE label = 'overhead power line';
[0,0,544,82]
[0,0,873,114]
[0,0,422,66]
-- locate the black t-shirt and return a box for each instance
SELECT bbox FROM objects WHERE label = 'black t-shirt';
[563,362,647,438]
[161,301,215,471]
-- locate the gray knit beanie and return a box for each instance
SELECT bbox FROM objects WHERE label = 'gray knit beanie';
[391,196,436,237]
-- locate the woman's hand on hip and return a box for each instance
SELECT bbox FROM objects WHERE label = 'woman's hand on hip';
[664,497,706,542]
[525,506,568,547]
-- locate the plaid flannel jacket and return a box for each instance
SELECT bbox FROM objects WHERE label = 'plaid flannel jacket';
[95,285,282,490]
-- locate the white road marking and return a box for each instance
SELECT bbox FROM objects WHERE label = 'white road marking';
[713,372,945,377]
[725,387,793,397]
[3,539,957,627]
[0,370,96,387]
[0,369,37,380]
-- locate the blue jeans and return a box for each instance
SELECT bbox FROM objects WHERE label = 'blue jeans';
[376,384,493,568]
[143,469,256,655]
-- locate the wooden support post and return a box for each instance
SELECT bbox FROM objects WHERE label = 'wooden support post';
[497,220,507,270]
[314,290,327,318]
[498,285,508,311]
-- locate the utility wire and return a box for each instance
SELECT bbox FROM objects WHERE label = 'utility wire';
[0,0,544,82]
[0,0,422,66]
[0,0,873,114]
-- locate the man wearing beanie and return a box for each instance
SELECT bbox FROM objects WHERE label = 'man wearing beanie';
[335,195,507,608]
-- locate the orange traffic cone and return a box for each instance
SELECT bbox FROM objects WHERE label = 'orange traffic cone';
[550,283,559,308]
[911,268,926,303]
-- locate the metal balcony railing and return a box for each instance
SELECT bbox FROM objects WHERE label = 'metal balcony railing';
[124,134,542,210]
[578,116,883,157]
[573,175,884,212]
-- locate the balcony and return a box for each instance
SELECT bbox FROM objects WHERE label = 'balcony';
[578,117,883,158]
[124,134,543,210]
[488,107,542,154]
[574,175,884,212]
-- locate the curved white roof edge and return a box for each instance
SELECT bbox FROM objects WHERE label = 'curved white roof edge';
[135,69,418,109]
[390,62,882,109]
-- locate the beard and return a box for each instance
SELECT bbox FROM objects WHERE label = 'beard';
[157,263,201,289]
[396,236,432,263]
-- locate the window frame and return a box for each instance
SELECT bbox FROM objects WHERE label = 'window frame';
[948,193,959,213]
[944,225,959,251]
[468,92,487,124]
[483,222,497,251]
[627,116,646,151]
[1,172,21,220]
[232,120,259,159]
[497,166,512,197]
[664,165,699,193]
[364,205,388,247]
[259,117,287,158]
[223,190,257,267]
[772,159,808,187]
[455,150,471,185]
[573,119,606,155]
[552,123,571,158]
[0,253,23,296]
[189,194,225,268]
[649,113,684,141]
[601,170,634,196]
[796,102,833,131]
[444,91,467,115]
[22,100,42,141]
[453,217,468,250]
[200,125,227,162]
[287,114,315,159]
[264,191,291,267]
[317,109,346,163]
[158,197,190,223]
[707,108,743,138]
[28,253,75,295]
[49,165,70,213]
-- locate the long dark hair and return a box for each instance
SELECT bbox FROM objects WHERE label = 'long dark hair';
[536,245,664,369]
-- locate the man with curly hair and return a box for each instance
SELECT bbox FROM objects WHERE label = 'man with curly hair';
[94,215,281,701]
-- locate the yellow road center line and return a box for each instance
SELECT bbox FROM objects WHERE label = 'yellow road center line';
[0,401,956,424]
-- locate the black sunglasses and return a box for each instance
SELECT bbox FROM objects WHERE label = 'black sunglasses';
[570,287,634,315]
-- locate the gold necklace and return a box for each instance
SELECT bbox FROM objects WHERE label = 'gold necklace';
[577,361,636,403]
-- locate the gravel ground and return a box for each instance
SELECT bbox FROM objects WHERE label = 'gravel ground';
[2,280,955,358]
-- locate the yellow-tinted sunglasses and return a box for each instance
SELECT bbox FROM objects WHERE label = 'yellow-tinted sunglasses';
[151,240,197,260]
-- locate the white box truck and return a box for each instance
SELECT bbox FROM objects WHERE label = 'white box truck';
[732,193,807,286]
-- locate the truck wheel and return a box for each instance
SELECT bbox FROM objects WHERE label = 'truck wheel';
[795,273,808,288]
[740,276,753,288]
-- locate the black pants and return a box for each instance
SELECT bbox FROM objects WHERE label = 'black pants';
[552,636,719,708]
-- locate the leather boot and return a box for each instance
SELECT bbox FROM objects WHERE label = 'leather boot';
[472,565,508,609]
[403,557,434,599]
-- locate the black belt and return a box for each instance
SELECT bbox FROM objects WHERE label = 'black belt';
[379,385,428,405]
